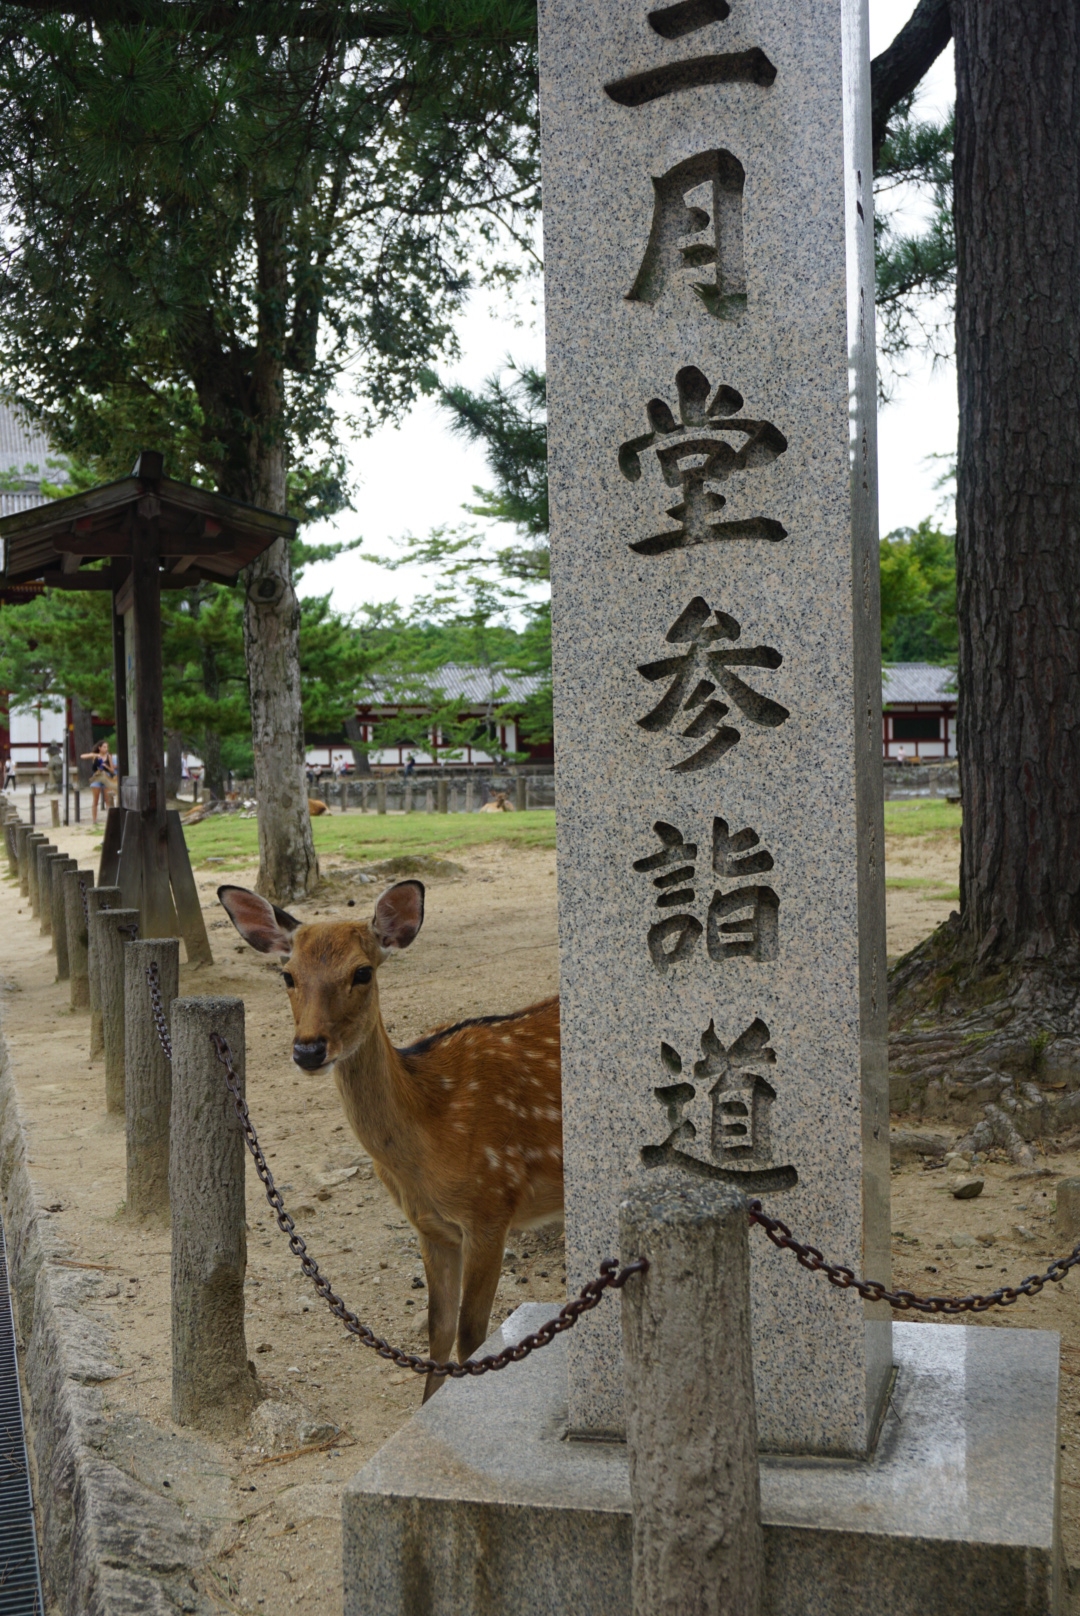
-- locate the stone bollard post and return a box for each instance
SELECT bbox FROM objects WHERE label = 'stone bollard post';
[169,996,259,1432]
[50,797,60,828]
[63,869,93,1009]
[125,938,179,1219]
[515,775,527,812]
[340,779,348,814]
[437,778,448,814]
[29,785,35,826]
[620,1178,763,1616]
[32,841,56,923]
[94,908,139,1114]
[74,788,81,823]
[404,782,413,814]
[50,856,77,977]
[1056,1178,1080,1241]
[376,782,387,815]
[87,886,121,1058]
[466,779,475,814]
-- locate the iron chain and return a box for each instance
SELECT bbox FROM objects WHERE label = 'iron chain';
[209,1030,645,1377]
[145,961,173,1062]
[140,991,1080,1359]
[747,1199,1080,1313]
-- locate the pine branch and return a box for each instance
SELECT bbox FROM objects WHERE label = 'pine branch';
[870,0,952,171]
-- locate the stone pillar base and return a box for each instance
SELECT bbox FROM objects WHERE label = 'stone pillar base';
[344,1305,1062,1616]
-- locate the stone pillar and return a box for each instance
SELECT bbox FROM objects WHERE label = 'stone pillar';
[437,778,448,814]
[125,938,179,1219]
[50,855,77,977]
[87,886,121,1059]
[94,908,140,1115]
[620,1178,763,1616]
[63,869,93,1010]
[540,0,888,1452]
[465,779,475,814]
[515,775,527,812]
[376,782,387,815]
[169,996,258,1433]
[41,849,67,938]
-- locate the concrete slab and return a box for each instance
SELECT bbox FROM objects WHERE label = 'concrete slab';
[343,1305,1062,1615]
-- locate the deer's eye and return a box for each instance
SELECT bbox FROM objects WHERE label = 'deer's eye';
[352,966,373,986]
[282,971,295,989]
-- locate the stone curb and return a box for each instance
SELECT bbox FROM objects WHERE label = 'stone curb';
[0,1016,219,1615]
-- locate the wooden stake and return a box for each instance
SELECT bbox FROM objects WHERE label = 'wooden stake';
[93,907,140,1114]
[63,869,93,1010]
[620,1178,764,1616]
[170,995,259,1433]
[87,886,121,1059]
[124,938,179,1219]
[50,856,76,977]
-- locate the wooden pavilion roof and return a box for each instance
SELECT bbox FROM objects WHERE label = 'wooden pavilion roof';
[0,452,296,590]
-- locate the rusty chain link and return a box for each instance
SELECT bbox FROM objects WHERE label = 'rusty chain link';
[747,1199,1080,1313]
[145,961,173,1062]
[139,981,1080,1353]
[210,1030,646,1378]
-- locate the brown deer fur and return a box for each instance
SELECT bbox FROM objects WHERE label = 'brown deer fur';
[218,880,562,1396]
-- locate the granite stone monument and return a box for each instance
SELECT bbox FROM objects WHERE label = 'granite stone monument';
[544,0,888,1453]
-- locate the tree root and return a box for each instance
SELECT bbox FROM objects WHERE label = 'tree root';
[888,916,1080,1141]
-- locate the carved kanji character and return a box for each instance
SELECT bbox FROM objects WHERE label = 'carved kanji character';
[641,1019,797,1192]
[604,1,776,108]
[619,369,788,554]
[637,597,789,771]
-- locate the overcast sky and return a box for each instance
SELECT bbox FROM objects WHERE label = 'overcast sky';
[299,1,958,618]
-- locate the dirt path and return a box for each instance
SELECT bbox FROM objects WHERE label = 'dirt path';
[5,816,1073,1609]
[1,827,562,1613]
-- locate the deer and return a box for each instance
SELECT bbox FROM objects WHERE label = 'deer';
[217,880,562,1398]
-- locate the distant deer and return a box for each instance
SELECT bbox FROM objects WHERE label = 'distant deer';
[479,791,513,813]
[218,880,562,1397]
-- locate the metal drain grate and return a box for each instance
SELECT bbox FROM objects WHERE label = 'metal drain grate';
[0,1215,44,1615]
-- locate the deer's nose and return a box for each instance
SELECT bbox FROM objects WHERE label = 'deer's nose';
[293,1038,328,1071]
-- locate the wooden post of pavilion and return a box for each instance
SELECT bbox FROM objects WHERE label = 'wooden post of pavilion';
[0,450,297,964]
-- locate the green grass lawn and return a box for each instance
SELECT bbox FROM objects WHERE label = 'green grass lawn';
[183,808,557,870]
[172,797,958,871]
[883,799,962,838]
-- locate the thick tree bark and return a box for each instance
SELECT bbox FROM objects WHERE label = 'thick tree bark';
[951,0,1080,966]
[71,695,94,786]
[165,729,184,802]
[200,641,225,800]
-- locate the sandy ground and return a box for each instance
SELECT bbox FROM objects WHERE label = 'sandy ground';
[0,824,561,1613]
[885,828,960,959]
[5,813,1075,1609]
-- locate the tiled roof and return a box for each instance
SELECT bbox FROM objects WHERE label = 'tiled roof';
[362,663,547,709]
[0,402,57,487]
[882,663,957,705]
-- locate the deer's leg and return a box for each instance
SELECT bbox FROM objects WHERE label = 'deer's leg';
[419,1233,462,1403]
[456,1225,511,1365]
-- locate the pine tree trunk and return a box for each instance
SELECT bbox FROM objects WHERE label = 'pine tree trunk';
[71,696,94,786]
[201,640,225,800]
[952,0,1080,966]
[165,729,184,802]
[242,202,318,904]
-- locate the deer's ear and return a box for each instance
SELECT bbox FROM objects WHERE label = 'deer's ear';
[373,880,425,952]
[218,886,301,956]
